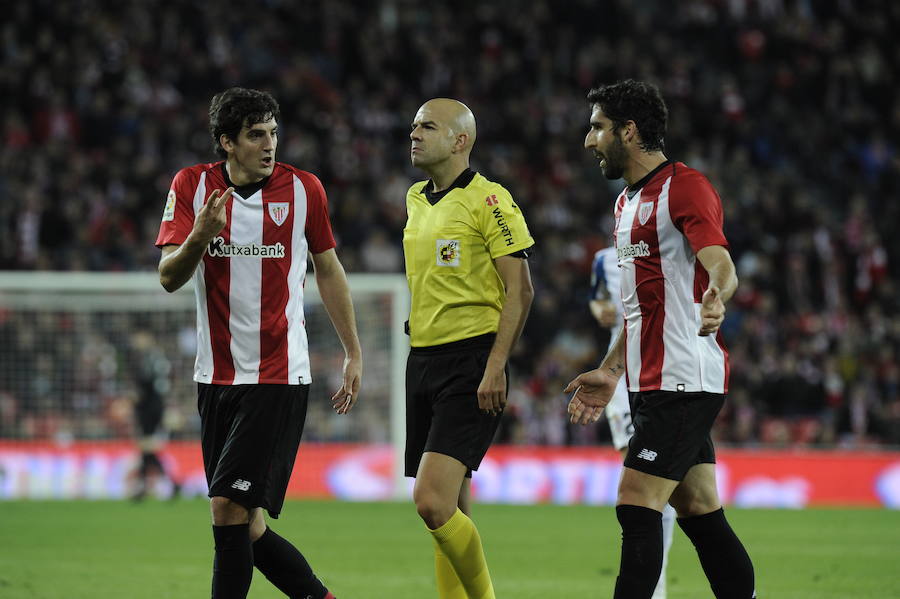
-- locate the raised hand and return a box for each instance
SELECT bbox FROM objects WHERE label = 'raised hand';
[699,285,724,336]
[194,187,233,242]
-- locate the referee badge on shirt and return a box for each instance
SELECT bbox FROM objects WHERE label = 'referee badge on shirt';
[436,239,461,266]
[268,202,290,226]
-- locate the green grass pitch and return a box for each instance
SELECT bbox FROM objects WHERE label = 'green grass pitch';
[1,500,898,598]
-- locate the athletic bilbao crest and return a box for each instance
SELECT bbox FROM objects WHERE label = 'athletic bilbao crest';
[436,239,461,267]
[268,202,290,226]
[638,201,655,226]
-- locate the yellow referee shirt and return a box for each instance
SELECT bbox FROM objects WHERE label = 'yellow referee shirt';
[403,169,534,347]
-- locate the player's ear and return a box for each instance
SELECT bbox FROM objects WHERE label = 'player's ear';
[219,133,234,154]
[453,132,469,153]
[623,120,638,145]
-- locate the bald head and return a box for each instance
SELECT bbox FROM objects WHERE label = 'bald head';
[410,98,478,177]
[417,98,477,152]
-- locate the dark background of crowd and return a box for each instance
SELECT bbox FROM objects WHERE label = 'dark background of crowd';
[1,0,898,448]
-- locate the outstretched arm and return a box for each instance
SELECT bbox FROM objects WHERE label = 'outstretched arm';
[565,330,625,425]
[311,248,362,414]
[477,255,534,415]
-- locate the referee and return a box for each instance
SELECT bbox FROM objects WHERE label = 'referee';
[404,98,534,599]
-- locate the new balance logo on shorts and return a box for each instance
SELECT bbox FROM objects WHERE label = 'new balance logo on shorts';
[636,448,658,462]
[231,479,251,491]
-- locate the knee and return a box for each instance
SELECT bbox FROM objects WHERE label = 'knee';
[210,496,250,526]
[670,489,720,517]
[248,509,267,542]
[617,477,670,512]
[413,488,454,529]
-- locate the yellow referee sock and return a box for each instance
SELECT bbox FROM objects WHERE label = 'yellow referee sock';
[428,508,495,599]
[433,538,467,599]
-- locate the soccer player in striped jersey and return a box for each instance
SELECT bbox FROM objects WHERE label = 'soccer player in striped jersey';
[405,98,535,599]
[590,247,675,599]
[156,88,361,599]
[567,80,756,599]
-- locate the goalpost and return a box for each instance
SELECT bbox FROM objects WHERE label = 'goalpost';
[0,271,409,499]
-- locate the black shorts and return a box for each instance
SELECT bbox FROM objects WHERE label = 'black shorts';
[198,383,309,518]
[405,334,504,478]
[623,390,725,481]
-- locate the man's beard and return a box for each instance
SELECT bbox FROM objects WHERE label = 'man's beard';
[601,136,627,180]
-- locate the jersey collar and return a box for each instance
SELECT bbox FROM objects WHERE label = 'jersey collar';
[421,168,476,205]
[222,163,270,198]
[625,159,672,200]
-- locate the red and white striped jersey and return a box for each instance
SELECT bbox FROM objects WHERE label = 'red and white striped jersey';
[613,161,730,394]
[156,161,336,385]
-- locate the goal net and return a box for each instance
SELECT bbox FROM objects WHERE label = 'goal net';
[0,271,408,500]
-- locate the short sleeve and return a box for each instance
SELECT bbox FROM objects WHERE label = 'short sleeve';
[301,172,337,254]
[668,171,729,254]
[155,168,198,248]
[479,187,534,259]
[590,251,608,300]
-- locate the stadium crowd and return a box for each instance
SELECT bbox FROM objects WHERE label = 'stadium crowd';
[1,0,898,447]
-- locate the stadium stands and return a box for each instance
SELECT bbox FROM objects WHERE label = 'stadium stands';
[1,0,897,447]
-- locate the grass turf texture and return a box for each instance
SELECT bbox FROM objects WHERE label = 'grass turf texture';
[1,500,897,598]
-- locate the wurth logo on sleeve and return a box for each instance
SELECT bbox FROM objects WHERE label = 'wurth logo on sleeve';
[491,207,515,246]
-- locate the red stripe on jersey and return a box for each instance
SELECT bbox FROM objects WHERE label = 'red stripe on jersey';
[631,178,666,390]
[258,185,293,384]
[204,193,236,384]
[296,171,337,254]
[693,259,710,303]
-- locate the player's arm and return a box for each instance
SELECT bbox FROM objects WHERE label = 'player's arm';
[565,329,625,424]
[589,252,618,327]
[589,298,618,328]
[696,245,738,337]
[158,187,233,292]
[589,277,618,327]
[477,254,534,415]
[311,248,362,414]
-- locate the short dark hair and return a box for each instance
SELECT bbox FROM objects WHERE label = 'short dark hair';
[586,80,668,152]
[208,88,280,158]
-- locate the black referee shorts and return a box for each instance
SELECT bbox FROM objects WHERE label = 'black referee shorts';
[198,383,309,518]
[623,390,725,481]
[405,333,504,478]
